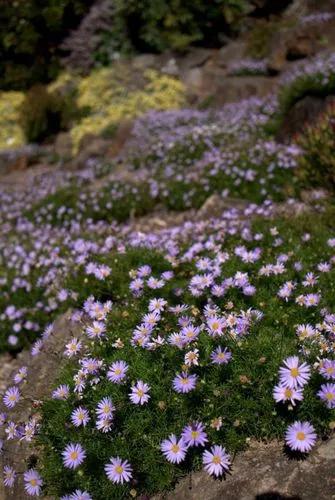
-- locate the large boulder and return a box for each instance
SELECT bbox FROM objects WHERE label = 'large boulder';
[276,94,335,141]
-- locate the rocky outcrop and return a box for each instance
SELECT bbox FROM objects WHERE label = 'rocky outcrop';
[276,94,335,141]
[152,437,335,500]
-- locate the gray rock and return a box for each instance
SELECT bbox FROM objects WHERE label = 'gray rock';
[0,145,43,175]
[152,437,335,500]
[217,41,247,69]
[132,54,158,70]
[276,95,335,142]
[161,58,179,76]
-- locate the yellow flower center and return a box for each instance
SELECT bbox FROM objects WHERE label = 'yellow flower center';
[290,367,299,377]
[191,431,199,439]
[115,465,124,474]
[171,444,180,453]
[326,367,334,375]
[115,368,122,375]
[181,378,189,384]
[212,455,221,464]
[284,389,292,398]
[296,432,305,441]
[30,479,37,486]
[70,451,78,460]
[326,392,334,400]
[212,322,219,330]
[137,389,144,397]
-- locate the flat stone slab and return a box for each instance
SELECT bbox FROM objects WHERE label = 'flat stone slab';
[152,438,335,500]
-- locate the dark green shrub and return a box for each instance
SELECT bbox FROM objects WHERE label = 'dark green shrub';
[296,102,335,189]
[0,0,92,89]
[19,85,58,143]
[112,0,251,51]
[19,81,80,143]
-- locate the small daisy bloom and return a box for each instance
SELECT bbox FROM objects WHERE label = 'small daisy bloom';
[202,445,231,477]
[105,457,132,484]
[24,469,43,496]
[210,346,232,365]
[52,384,70,400]
[66,490,92,500]
[173,372,198,393]
[3,465,16,487]
[96,397,114,419]
[107,360,128,384]
[3,387,20,409]
[161,434,187,463]
[71,407,90,427]
[273,384,304,406]
[285,421,317,453]
[317,383,335,409]
[62,443,86,469]
[279,356,311,388]
[319,359,335,380]
[181,421,208,447]
[129,380,150,405]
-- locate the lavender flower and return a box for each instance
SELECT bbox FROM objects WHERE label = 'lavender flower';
[202,445,231,476]
[285,421,317,453]
[105,457,132,484]
[62,443,86,469]
[161,434,187,463]
[129,380,150,405]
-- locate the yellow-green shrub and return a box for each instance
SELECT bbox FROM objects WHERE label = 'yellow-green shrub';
[0,91,25,149]
[71,68,185,151]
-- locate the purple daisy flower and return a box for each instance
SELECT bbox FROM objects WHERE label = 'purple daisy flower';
[173,372,198,393]
[52,384,70,400]
[129,380,150,405]
[67,490,92,500]
[105,457,132,484]
[71,407,90,427]
[285,421,317,453]
[62,443,86,469]
[279,356,311,388]
[107,360,129,384]
[202,445,231,476]
[317,383,335,409]
[3,387,20,409]
[273,384,304,406]
[96,417,113,433]
[96,397,114,419]
[24,469,43,496]
[319,359,335,380]
[210,346,232,365]
[3,465,16,488]
[86,321,106,340]
[161,434,187,463]
[181,421,208,447]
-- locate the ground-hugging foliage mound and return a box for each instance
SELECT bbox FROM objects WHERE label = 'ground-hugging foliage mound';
[3,206,335,498]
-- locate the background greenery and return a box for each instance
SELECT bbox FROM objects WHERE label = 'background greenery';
[0,0,253,90]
